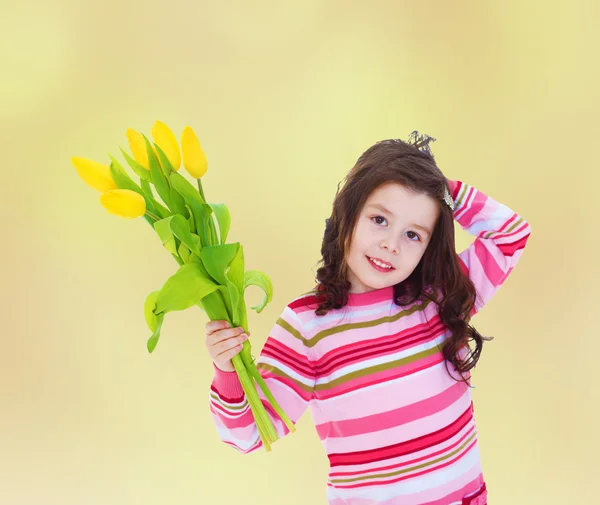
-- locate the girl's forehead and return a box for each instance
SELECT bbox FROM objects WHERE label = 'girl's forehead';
[363,183,439,223]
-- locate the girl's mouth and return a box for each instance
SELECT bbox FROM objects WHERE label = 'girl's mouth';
[367,256,395,272]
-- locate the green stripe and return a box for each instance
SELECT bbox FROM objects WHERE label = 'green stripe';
[330,431,477,484]
[314,344,441,392]
[210,391,248,411]
[454,182,470,210]
[304,298,434,349]
[482,216,524,239]
[258,341,441,395]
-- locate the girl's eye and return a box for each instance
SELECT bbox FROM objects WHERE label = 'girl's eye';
[371,217,421,242]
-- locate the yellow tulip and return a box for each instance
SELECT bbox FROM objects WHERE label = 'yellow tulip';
[72,157,117,192]
[181,126,208,178]
[126,128,152,170]
[100,189,146,219]
[152,120,181,170]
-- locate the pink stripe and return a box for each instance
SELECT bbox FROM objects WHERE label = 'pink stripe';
[456,190,486,226]
[312,358,467,425]
[328,404,473,466]
[454,186,476,220]
[329,424,476,477]
[316,351,445,401]
[331,438,479,489]
[316,382,466,438]
[315,318,445,374]
[314,304,440,358]
[210,403,254,429]
[474,239,506,287]
[497,235,529,256]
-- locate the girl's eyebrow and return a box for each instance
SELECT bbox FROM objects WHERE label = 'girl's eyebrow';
[367,203,432,235]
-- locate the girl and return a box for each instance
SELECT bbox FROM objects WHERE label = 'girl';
[205,132,531,505]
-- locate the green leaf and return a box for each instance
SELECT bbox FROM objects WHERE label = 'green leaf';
[108,161,158,214]
[169,214,202,257]
[140,179,170,219]
[178,242,191,264]
[202,204,217,246]
[154,263,220,315]
[144,290,160,332]
[154,216,179,255]
[199,244,239,286]
[209,203,231,244]
[119,147,151,181]
[154,143,174,178]
[243,270,273,314]
[154,144,188,218]
[187,205,195,230]
[169,186,189,218]
[169,171,211,246]
[143,135,171,210]
[200,243,245,326]
[146,312,165,353]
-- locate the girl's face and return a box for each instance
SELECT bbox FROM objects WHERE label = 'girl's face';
[345,182,440,294]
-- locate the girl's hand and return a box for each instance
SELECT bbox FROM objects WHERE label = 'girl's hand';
[205,320,249,372]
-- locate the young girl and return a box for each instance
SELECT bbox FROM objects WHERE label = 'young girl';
[205,132,531,505]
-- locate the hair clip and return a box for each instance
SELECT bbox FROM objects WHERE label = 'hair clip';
[444,186,455,210]
[407,130,437,159]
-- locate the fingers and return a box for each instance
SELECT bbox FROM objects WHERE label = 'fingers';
[205,320,252,371]
[210,331,248,354]
[214,340,245,365]
[206,320,230,335]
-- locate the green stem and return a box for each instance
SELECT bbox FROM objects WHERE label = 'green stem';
[145,210,161,222]
[197,179,206,202]
[246,361,296,434]
[232,354,275,450]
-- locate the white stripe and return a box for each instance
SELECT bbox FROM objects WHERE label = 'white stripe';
[257,356,314,387]
[302,301,394,333]
[315,336,442,385]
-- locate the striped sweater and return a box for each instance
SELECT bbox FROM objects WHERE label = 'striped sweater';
[209,181,531,505]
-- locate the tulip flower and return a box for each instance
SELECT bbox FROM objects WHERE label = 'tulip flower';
[152,120,181,170]
[181,126,208,179]
[100,189,146,219]
[126,128,153,170]
[72,157,117,192]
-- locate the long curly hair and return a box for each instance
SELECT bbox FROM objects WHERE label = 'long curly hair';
[311,134,492,382]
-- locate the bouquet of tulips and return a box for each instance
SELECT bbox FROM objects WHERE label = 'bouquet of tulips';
[72,121,294,451]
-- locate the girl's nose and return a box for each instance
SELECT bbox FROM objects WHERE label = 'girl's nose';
[379,240,399,254]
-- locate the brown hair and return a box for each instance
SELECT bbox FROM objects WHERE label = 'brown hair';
[312,136,492,382]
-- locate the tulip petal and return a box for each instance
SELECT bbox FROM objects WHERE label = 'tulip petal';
[126,129,149,169]
[72,156,117,192]
[119,148,151,181]
[181,126,208,178]
[99,189,146,219]
[152,120,181,170]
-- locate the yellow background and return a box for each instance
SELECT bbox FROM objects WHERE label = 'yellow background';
[2,1,598,504]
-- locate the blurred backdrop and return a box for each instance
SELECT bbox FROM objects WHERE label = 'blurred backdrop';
[1,1,598,504]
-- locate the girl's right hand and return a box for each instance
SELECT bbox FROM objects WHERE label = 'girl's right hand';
[205,320,249,373]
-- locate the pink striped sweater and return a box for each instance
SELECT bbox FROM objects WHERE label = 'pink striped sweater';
[209,181,531,505]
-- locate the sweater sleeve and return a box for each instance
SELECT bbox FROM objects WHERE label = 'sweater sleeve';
[208,304,315,454]
[448,180,531,314]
